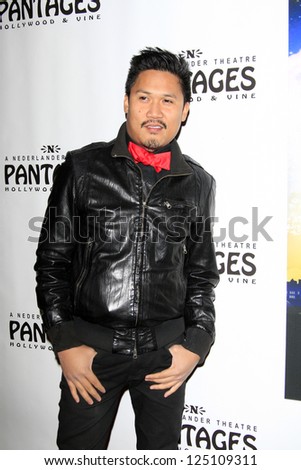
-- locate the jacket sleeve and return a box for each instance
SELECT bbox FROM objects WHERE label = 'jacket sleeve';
[34,154,83,352]
[182,172,219,363]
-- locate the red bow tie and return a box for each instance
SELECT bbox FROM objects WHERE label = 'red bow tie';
[128,141,171,173]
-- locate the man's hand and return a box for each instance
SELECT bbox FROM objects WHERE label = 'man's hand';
[57,345,106,405]
[145,344,200,398]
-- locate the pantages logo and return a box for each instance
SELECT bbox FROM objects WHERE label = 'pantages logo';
[180,49,257,102]
[3,144,65,193]
[0,0,101,30]
[9,311,52,351]
[180,404,257,450]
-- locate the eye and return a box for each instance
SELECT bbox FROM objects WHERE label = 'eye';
[163,98,174,105]
[138,95,149,102]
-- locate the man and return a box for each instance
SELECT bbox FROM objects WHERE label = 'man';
[35,47,219,450]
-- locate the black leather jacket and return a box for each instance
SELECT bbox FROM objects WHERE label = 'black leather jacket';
[35,123,219,360]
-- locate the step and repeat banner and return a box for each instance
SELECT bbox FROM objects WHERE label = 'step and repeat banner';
[0,0,299,450]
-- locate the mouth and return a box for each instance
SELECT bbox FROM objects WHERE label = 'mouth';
[141,120,167,132]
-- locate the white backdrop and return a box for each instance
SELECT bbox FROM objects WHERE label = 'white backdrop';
[0,0,297,450]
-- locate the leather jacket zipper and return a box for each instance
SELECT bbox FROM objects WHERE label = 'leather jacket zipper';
[134,186,146,330]
[132,330,138,359]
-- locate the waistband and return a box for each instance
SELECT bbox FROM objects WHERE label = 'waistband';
[74,316,185,355]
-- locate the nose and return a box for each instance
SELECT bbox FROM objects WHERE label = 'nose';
[146,99,163,118]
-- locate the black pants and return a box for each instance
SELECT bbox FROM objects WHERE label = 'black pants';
[57,347,186,450]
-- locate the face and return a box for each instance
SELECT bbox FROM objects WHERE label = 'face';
[124,69,190,151]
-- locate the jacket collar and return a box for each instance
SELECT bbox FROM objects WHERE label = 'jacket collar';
[112,122,192,176]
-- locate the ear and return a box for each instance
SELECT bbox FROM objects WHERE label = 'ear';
[181,102,190,123]
[124,94,129,114]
